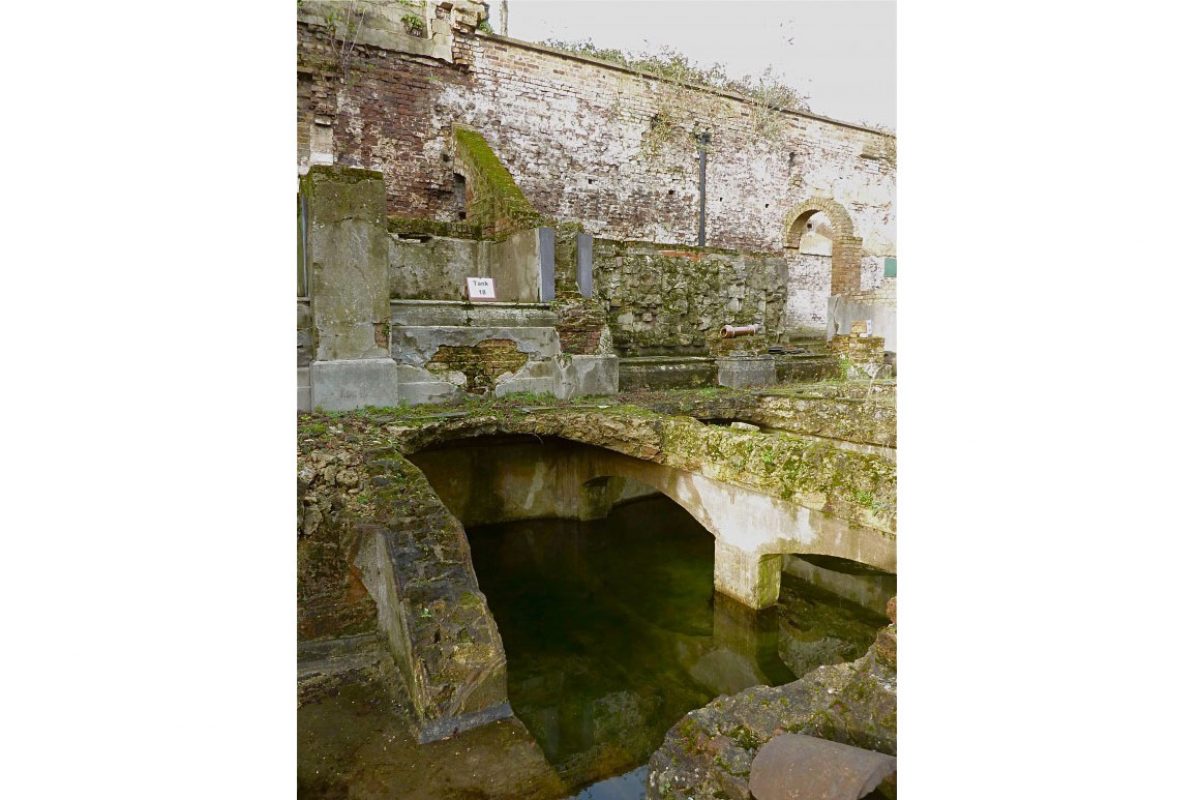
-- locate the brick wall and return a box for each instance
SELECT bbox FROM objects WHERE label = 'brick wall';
[296,19,895,262]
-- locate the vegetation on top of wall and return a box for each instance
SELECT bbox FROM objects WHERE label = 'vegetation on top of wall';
[453,126,545,235]
[540,40,808,154]
[387,215,484,240]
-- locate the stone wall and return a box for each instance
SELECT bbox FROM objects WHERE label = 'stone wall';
[389,234,490,300]
[295,8,895,261]
[592,239,786,357]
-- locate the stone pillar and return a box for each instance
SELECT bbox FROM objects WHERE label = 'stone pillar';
[537,226,556,302]
[301,166,398,410]
[714,540,782,609]
[830,236,863,295]
[576,232,594,298]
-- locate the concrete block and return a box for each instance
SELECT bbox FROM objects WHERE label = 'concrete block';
[397,381,462,406]
[717,356,777,389]
[618,356,717,391]
[494,376,558,398]
[302,166,391,362]
[557,354,618,398]
[489,228,541,302]
[395,363,464,405]
[310,358,399,411]
[714,540,782,609]
[511,359,559,380]
[297,367,313,412]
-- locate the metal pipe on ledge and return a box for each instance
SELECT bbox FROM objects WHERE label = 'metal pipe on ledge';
[720,323,761,338]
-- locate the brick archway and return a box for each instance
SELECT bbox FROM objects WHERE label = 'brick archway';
[782,198,855,244]
[782,198,863,295]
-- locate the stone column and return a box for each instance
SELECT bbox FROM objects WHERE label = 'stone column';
[301,166,398,410]
[714,540,782,609]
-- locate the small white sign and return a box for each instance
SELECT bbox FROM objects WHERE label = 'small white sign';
[466,277,496,301]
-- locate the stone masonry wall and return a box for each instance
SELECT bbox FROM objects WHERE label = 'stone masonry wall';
[296,14,895,260]
[592,239,786,357]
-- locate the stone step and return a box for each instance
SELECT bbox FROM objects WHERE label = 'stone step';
[618,356,718,391]
[776,355,839,384]
[391,299,556,328]
[391,325,562,363]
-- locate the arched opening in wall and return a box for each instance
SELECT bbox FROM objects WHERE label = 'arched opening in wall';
[404,434,798,791]
[452,173,467,220]
[781,210,835,335]
[775,552,894,680]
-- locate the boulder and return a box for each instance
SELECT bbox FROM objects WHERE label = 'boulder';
[748,734,896,800]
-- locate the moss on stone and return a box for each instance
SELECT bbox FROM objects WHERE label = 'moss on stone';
[387,214,484,240]
[453,126,545,234]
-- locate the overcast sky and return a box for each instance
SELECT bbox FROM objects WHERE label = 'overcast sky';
[503,0,896,130]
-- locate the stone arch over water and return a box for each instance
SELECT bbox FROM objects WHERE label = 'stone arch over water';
[407,434,895,609]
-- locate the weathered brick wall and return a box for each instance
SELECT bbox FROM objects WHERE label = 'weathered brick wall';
[296,17,895,261]
[783,252,833,332]
[553,298,607,355]
[592,239,785,357]
[425,338,529,394]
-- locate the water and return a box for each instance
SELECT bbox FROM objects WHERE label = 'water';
[298,494,888,800]
[468,495,887,797]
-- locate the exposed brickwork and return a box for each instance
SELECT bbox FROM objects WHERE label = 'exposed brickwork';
[296,15,895,269]
[425,338,529,394]
[554,298,607,355]
[830,335,886,377]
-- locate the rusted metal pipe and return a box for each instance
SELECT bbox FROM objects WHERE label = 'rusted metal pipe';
[720,323,761,338]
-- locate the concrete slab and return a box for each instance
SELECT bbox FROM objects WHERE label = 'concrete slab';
[391,299,556,327]
[558,354,619,398]
[490,228,541,302]
[494,376,559,398]
[310,358,398,411]
[302,166,391,362]
[397,381,463,406]
[618,356,717,391]
[717,356,777,389]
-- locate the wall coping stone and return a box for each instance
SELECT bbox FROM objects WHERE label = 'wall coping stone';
[471,32,896,139]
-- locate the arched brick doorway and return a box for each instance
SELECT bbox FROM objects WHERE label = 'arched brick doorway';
[782,198,863,296]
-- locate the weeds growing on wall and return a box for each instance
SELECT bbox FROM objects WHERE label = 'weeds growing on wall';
[310,0,369,81]
[541,40,810,157]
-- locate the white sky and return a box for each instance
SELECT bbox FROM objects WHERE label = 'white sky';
[502,0,896,129]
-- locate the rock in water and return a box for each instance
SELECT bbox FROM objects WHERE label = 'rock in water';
[748,734,896,800]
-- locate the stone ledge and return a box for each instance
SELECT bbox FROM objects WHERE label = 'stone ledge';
[311,358,399,411]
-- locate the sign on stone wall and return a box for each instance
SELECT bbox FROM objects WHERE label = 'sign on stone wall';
[466,277,496,301]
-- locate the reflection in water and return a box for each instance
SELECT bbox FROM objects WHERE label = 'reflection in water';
[468,495,888,797]
[298,494,890,800]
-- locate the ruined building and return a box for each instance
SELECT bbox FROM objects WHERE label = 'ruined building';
[296,0,896,410]
[297,5,898,797]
